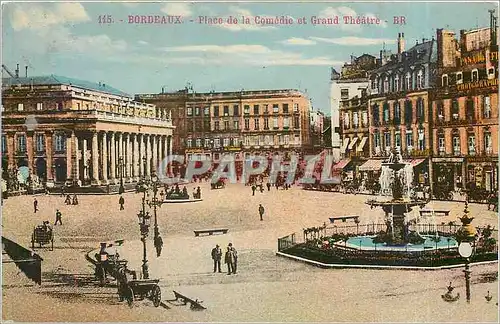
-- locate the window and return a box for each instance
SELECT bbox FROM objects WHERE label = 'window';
[273,104,279,113]
[383,76,389,93]
[394,102,401,124]
[195,107,200,116]
[405,72,411,90]
[404,100,413,124]
[264,135,271,145]
[187,107,193,116]
[344,112,350,129]
[293,103,299,112]
[384,132,391,150]
[416,70,424,89]
[223,106,229,116]
[471,69,479,82]
[395,132,401,149]
[374,131,380,149]
[293,116,299,128]
[214,121,220,131]
[233,105,239,116]
[488,67,495,79]
[438,135,445,153]
[263,117,269,129]
[244,119,250,130]
[16,134,26,153]
[483,96,491,118]
[468,134,475,155]
[224,120,229,130]
[35,134,45,152]
[186,139,192,148]
[353,112,359,128]
[451,99,459,119]
[54,134,66,152]
[484,131,492,154]
[196,138,201,147]
[371,104,380,126]
[466,98,474,120]
[254,118,260,130]
[213,106,219,117]
[244,105,250,115]
[1,135,6,153]
[437,101,444,120]
[223,138,230,147]
[273,117,278,128]
[36,103,43,111]
[341,89,349,100]
[383,103,390,122]
[362,111,368,126]
[204,138,211,147]
[283,117,290,128]
[284,135,290,145]
[214,138,220,148]
[57,102,63,111]
[394,75,400,92]
[452,131,460,155]
[233,120,239,129]
[442,74,448,87]
[417,128,425,151]
[204,107,209,116]
[416,98,425,123]
[456,72,463,84]
[406,132,413,149]
[17,103,24,111]
[283,104,289,113]
[371,78,377,90]
[264,104,269,113]
[253,105,259,115]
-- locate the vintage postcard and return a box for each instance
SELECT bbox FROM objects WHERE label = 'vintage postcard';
[1,0,499,322]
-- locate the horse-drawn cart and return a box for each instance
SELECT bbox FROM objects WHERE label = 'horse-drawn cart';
[120,278,162,308]
[211,179,226,189]
[31,223,54,250]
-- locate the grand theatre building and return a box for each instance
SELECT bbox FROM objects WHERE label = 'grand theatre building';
[1,75,174,190]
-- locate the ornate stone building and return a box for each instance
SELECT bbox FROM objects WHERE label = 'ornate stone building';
[1,75,174,189]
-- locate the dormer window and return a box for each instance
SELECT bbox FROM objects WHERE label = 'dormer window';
[405,72,411,90]
[383,76,389,93]
[442,74,449,87]
[456,72,463,84]
[471,69,479,82]
[416,70,424,89]
[394,75,400,92]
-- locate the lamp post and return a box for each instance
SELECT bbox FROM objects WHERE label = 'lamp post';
[457,201,477,304]
[137,190,151,279]
[118,156,125,194]
[146,172,164,251]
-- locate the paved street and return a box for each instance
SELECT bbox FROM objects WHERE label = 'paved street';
[2,183,498,322]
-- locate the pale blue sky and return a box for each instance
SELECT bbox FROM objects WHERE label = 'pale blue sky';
[2,1,497,114]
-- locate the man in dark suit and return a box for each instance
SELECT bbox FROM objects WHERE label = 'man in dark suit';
[211,244,222,273]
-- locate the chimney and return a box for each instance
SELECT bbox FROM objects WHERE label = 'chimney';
[397,33,405,54]
[15,64,19,78]
[25,66,28,78]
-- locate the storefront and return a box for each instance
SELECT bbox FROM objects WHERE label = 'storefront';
[466,157,498,192]
[431,157,464,191]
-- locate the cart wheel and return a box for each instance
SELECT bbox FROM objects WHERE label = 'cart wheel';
[151,285,161,307]
[126,287,134,308]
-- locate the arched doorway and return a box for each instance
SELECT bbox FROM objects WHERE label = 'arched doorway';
[36,158,47,181]
[54,158,67,183]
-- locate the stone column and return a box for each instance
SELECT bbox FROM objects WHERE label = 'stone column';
[126,133,131,182]
[82,138,89,181]
[6,132,15,168]
[163,136,168,176]
[139,134,145,177]
[92,131,100,185]
[133,133,139,181]
[110,132,116,183]
[73,133,80,186]
[65,132,72,183]
[45,131,54,185]
[26,131,34,172]
[146,134,151,177]
[102,132,108,183]
[152,135,158,175]
[168,135,173,175]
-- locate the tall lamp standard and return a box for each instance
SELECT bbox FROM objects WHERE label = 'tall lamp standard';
[146,172,165,251]
[136,179,151,279]
[457,201,477,304]
[118,157,125,194]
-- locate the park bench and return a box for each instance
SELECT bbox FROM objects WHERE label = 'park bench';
[419,210,451,217]
[172,290,206,310]
[329,216,360,224]
[193,228,229,237]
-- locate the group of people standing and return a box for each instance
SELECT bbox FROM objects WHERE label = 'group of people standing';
[211,243,238,275]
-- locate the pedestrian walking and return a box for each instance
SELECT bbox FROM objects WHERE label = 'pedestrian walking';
[260,184,264,193]
[211,244,222,273]
[224,246,235,275]
[258,204,265,221]
[197,186,201,199]
[251,185,256,196]
[266,182,271,191]
[72,194,79,205]
[119,195,125,210]
[33,198,38,213]
[54,209,62,225]
[154,235,163,257]
[229,243,238,274]
[65,194,72,205]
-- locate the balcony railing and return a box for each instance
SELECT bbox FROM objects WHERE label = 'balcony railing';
[93,111,172,127]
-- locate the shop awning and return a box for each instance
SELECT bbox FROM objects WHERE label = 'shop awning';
[356,137,368,152]
[341,138,350,153]
[407,159,426,167]
[348,137,358,150]
[359,159,383,172]
[332,158,351,170]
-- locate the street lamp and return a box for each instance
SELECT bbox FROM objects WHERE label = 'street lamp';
[137,202,151,279]
[118,156,125,194]
[146,172,165,247]
[456,201,477,304]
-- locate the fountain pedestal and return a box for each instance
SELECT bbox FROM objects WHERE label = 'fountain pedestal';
[382,204,410,244]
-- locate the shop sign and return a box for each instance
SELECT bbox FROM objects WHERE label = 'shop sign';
[457,78,498,91]
[461,51,498,65]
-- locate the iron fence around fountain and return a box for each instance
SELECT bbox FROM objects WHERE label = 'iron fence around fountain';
[278,233,299,252]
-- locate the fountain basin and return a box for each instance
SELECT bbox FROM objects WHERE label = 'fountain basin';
[341,235,458,252]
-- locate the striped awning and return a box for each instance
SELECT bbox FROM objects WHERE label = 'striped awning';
[332,158,351,170]
[348,137,358,150]
[341,138,350,153]
[359,159,383,172]
[356,137,368,152]
[407,159,426,167]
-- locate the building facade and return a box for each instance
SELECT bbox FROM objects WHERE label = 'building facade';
[431,22,498,192]
[1,75,174,188]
